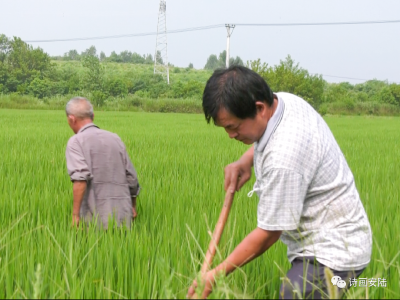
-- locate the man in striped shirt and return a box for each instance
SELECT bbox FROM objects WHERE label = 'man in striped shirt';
[187,66,372,299]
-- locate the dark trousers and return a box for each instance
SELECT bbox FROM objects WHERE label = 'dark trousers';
[279,257,365,299]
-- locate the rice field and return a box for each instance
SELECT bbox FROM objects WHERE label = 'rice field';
[0,109,399,299]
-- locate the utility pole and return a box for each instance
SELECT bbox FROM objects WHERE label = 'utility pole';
[225,24,235,68]
[154,0,170,84]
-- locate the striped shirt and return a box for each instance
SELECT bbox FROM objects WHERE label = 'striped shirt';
[251,92,372,271]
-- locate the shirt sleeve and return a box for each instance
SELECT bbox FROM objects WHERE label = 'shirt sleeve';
[256,168,307,231]
[65,138,92,182]
[124,148,140,197]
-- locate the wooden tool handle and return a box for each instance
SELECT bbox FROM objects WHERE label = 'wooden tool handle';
[200,191,235,275]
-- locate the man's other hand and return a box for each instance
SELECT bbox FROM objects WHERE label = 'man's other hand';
[224,159,252,193]
[187,270,216,299]
[72,214,80,228]
[132,207,138,219]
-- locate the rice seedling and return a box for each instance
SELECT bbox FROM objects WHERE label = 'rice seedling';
[0,110,398,299]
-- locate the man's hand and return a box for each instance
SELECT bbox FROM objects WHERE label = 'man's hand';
[187,228,282,299]
[187,270,216,299]
[132,207,138,219]
[132,197,138,219]
[224,146,254,193]
[72,214,80,228]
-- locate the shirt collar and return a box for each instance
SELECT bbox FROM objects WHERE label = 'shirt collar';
[78,123,99,134]
[255,93,285,152]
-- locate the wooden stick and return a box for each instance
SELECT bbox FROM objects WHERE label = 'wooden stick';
[200,191,235,275]
[190,192,235,299]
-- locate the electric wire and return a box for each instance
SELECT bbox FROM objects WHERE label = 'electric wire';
[25,19,400,43]
[23,19,400,83]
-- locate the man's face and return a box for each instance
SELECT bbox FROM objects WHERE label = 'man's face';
[215,103,269,144]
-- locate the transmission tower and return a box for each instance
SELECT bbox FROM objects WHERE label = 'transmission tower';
[225,24,235,68]
[154,0,170,84]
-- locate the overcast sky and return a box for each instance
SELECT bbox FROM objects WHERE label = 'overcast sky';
[1,0,399,84]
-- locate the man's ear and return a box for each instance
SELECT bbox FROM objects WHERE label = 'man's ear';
[255,101,268,115]
[68,115,76,124]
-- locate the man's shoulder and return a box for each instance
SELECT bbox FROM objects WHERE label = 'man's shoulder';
[66,134,79,148]
[102,129,123,141]
[84,127,120,139]
[275,92,304,103]
[96,129,125,147]
[276,92,318,116]
[256,93,322,172]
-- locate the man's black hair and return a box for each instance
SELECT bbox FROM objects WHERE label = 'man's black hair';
[202,65,274,123]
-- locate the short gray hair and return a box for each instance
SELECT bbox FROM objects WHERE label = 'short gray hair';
[66,97,94,120]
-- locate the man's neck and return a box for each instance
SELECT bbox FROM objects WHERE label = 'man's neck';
[266,97,279,122]
[76,119,94,133]
[257,96,279,144]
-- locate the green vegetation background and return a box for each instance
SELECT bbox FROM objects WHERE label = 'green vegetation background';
[1,34,400,115]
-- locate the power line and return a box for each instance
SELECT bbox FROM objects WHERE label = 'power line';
[25,24,225,43]
[236,19,400,27]
[25,19,400,43]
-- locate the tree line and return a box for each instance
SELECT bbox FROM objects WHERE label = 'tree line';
[1,33,399,115]
[52,45,243,70]
[52,46,156,65]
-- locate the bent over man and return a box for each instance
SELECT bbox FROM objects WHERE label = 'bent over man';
[65,97,140,229]
[187,66,372,299]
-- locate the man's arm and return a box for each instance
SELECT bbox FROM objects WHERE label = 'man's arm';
[126,158,140,197]
[122,145,140,218]
[188,228,281,299]
[72,181,87,226]
[66,138,92,227]
[214,228,281,275]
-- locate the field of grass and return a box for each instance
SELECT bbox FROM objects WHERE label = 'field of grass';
[0,110,399,299]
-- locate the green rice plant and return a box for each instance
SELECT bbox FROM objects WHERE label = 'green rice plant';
[0,110,399,299]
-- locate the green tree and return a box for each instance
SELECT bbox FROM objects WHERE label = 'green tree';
[204,50,244,70]
[81,46,97,58]
[119,51,132,63]
[63,49,80,61]
[204,54,220,70]
[230,56,244,67]
[355,79,387,101]
[0,34,11,63]
[218,51,244,67]
[323,83,349,104]
[155,51,163,64]
[81,55,104,92]
[108,51,122,63]
[0,36,52,93]
[131,53,146,64]
[246,58,269,76]
[378,86,396,105]
[105,78,128,96]
[145,54,154,64]
[100,51,106,62]
[389,84,400,106]
[267,55,325,108]
[0,35,10,92]
[218,51,226,66]
[248,56,325,108]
